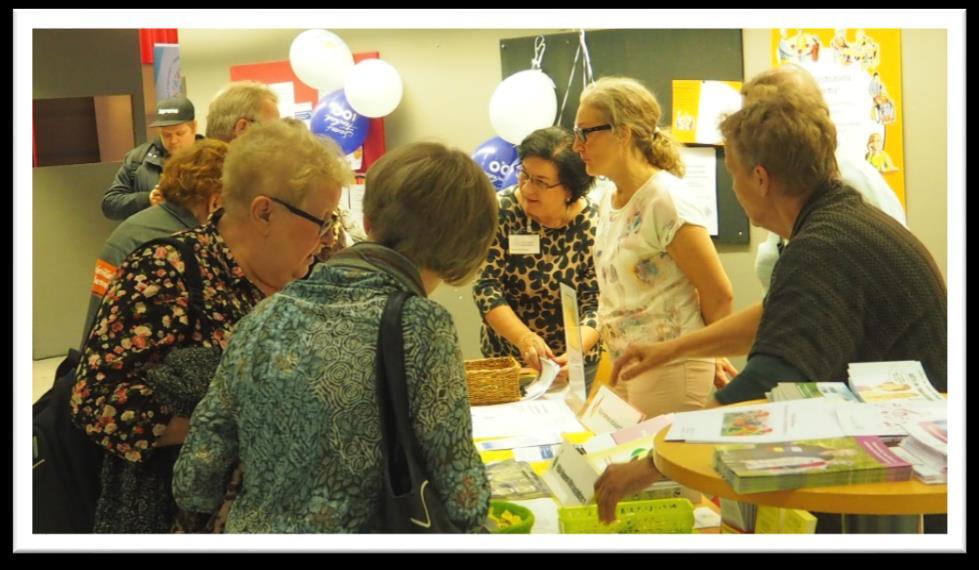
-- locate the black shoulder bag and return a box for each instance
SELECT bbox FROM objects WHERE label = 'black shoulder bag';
[373,291,461,533]
[32,236,207,533]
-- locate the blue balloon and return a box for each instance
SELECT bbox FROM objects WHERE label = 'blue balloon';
[471,135,519,191]
[500,157,520,190]
[310,89,369,155]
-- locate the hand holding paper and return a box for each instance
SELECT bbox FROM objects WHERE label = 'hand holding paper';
[522,358,561,400]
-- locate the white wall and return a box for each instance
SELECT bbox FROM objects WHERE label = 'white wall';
[179,28,948,363]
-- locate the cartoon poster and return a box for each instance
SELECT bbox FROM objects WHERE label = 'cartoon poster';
[772,29,905,208]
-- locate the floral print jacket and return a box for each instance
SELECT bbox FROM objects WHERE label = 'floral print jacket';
[70,212,265,463]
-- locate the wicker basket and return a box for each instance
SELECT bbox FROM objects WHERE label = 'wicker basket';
[464,356,521,406]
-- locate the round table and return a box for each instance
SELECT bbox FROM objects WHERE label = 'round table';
[652,404,946,533]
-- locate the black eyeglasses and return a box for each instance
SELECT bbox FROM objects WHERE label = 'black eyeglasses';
[268,196,331,236]
[516,165,562,191]
[573,124,613,143]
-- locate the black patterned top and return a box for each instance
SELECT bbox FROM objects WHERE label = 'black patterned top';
[473,187,601,366]
[70,211,265,463]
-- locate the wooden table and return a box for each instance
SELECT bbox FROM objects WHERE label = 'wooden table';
[653,409,946,533]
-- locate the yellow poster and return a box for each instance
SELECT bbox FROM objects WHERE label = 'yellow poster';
[771,29,905,208]
[672,80,743,145]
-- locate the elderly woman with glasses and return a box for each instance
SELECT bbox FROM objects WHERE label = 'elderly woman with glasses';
[473,127,605,392]
[70,120,352,533]
[571,77,736,419]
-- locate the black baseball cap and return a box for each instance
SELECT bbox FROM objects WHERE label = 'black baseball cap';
[149,96,195,127]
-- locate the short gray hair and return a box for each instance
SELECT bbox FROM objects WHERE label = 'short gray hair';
[205,81,279,142]
[222,120,354,217]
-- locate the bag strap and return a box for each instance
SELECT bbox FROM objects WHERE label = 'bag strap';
[375,290,427,495]
[135,236,210,339]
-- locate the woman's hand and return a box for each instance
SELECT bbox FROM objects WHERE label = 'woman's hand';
[517,331,555,371]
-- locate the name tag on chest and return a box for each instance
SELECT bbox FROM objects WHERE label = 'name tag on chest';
[509,234,541,255]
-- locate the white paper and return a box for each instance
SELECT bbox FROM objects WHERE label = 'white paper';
[470,399,585,440]
[509,234,541,255]
[665,399,846,444]
[346,184,365,229]
[835,400,946,438]
[694,506,723,530]
[694,80,743,145]
[511,497,560,534]
[678,146,719,236]
[267,81,296,119]
[539,443,599,506]
[512,444,562,463]
[560,283,587,404]
[522,358,560,400]
[578,385,644,435]
[476,432,563,452]
[580,433,617,454]
[847,360,944,402]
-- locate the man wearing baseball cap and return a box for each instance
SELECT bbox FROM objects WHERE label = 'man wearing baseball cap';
[101,96,204,220]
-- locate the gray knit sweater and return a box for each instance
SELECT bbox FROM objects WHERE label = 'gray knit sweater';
[748,182,947,390]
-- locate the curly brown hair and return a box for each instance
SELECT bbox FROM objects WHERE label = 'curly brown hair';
[158,139,229,211]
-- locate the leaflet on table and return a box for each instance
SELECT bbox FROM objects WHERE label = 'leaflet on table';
[577,385,645,435]
[476,432,564,452]
[847,361,944,402]
[835,400,946,439]
[512,444,563,463]
[470,399,585,440]
[522,358,561,400]
[581,413,675,454]
[539,442,599,506]
[664,399,846,443]
[585,435,657,470]
[902,417,947,456]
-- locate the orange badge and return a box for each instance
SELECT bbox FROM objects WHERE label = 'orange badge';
[91,258,118,297]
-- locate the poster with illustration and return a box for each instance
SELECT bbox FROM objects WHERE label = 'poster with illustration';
[721,409,776,437]
[771,29,905,208]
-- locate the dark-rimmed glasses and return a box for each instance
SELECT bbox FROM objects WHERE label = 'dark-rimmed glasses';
[267,196,331,237]
[573,124,613,143]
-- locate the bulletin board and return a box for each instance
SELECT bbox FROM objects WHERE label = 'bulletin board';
[500,29,750,244]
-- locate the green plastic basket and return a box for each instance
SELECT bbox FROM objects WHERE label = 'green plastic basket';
[558,498,695,534]
[488,500,535,534]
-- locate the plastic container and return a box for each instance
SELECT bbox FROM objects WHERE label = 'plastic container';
[558,498,695,534]
[487,500,535,533]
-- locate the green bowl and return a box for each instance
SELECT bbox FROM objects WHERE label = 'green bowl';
[488,500,535,534]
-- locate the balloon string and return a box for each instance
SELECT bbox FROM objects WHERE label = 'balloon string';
[556,43,582,126]
[579,29,595,86]
[531,35,546,70]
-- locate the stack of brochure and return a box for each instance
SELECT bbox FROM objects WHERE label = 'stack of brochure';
[766,382,858,402]
[719,498,756,533]
[892,418,947,484]
[484,459,552,500]
[847,361,944,403]
[713,436,912,494]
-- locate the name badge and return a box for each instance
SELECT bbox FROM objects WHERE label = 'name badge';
[509,234,541,255]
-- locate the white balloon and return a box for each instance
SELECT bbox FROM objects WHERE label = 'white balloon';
[344,59,404,118]
[289,29,355,93]
[489,69,557,144]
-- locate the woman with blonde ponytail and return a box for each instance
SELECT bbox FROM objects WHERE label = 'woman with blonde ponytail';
[572,76,735,418]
